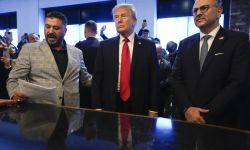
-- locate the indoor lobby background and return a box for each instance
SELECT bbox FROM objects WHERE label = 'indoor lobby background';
[0,0,249,49]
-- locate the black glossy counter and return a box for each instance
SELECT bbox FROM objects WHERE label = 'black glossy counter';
[0,103,249,150]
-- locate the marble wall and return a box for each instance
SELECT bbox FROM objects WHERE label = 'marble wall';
[230,0,250,35]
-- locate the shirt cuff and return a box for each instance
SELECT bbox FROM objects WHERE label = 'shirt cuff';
[149,110,158,113]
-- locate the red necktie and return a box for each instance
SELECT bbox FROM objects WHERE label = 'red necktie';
[120,114,130,144]
[120,38,130,101]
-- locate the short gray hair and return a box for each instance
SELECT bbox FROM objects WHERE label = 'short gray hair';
[112,3,137,20]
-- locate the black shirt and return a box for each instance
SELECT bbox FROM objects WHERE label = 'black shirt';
[50,42,68,79]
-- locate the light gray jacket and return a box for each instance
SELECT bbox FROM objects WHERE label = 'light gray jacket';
[7,40,92,107]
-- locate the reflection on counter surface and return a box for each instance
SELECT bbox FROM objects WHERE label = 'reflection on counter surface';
[0,103,249,150]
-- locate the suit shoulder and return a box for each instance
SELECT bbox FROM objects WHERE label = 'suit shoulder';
[183,33,199,41]
[179,33,199,45]
[75,41,82,47]
[137,36,155,44]
[100,36,118,45]
[23,42,40,48]
[21,42,40,52]
[225,30,249,39]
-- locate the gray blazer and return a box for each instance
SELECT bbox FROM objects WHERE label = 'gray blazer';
[7,40,92,107]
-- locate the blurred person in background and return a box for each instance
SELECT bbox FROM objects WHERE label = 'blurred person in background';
[75,20,100,108]
[154,37,168,60]
[155,43,172,117]
[17,33,28,51]
[166,41,178,67]
[0,36,12,99]
[2,30,19,58]
[100,25,108,40]
[27,33,40,43]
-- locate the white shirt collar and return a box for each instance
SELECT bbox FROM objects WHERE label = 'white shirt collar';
[200,25,220,39]
[119,32,135,42]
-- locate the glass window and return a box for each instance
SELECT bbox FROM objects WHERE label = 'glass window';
[64,24,80,45]
[156,15,224,49]
[156,17,188,49]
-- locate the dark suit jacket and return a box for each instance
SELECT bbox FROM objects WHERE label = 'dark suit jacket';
[75,37,100,74]
[75,37,100,108]
[172,27,250,128]
[92,34,160,115]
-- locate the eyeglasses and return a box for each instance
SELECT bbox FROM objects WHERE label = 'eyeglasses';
[193,5,210,14]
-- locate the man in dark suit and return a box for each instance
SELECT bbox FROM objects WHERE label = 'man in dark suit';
[75,20,100,108]
[92,3,159,117]
[172,0,250,129]
[75,20,100,74]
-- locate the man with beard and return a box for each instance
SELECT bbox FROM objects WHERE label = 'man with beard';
[7,11,92,107]
[172,0,250,129]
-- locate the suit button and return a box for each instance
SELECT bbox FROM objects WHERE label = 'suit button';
[59,97,62,100]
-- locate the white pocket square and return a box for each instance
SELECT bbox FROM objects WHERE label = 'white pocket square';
[215,53,224,56]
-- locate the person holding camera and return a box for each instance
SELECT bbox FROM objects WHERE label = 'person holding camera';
[100,25,108,40]
[138,19,147,36]
[138,20,153,41]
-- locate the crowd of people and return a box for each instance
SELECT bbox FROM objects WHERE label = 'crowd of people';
[0,31,40,98]
[0,0,250,131]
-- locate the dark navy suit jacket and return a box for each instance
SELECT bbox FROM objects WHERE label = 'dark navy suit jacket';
[92,34,160,115]
[172,27,250,128]
[75,37,100,74]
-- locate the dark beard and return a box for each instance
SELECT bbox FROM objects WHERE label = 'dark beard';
[46,39,61,48]
[46,33,64,48]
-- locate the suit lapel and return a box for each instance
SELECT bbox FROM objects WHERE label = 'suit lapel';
[191,34,201,74]
[200,27,226,74]
[130,35,140,76]
[113,36,120,84]
[40,40,62,80]
[63,45,74,81]
[184,34,200,77]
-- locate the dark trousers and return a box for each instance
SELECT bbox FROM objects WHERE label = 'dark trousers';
[79,85,92,108]
[116,92,132,114]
